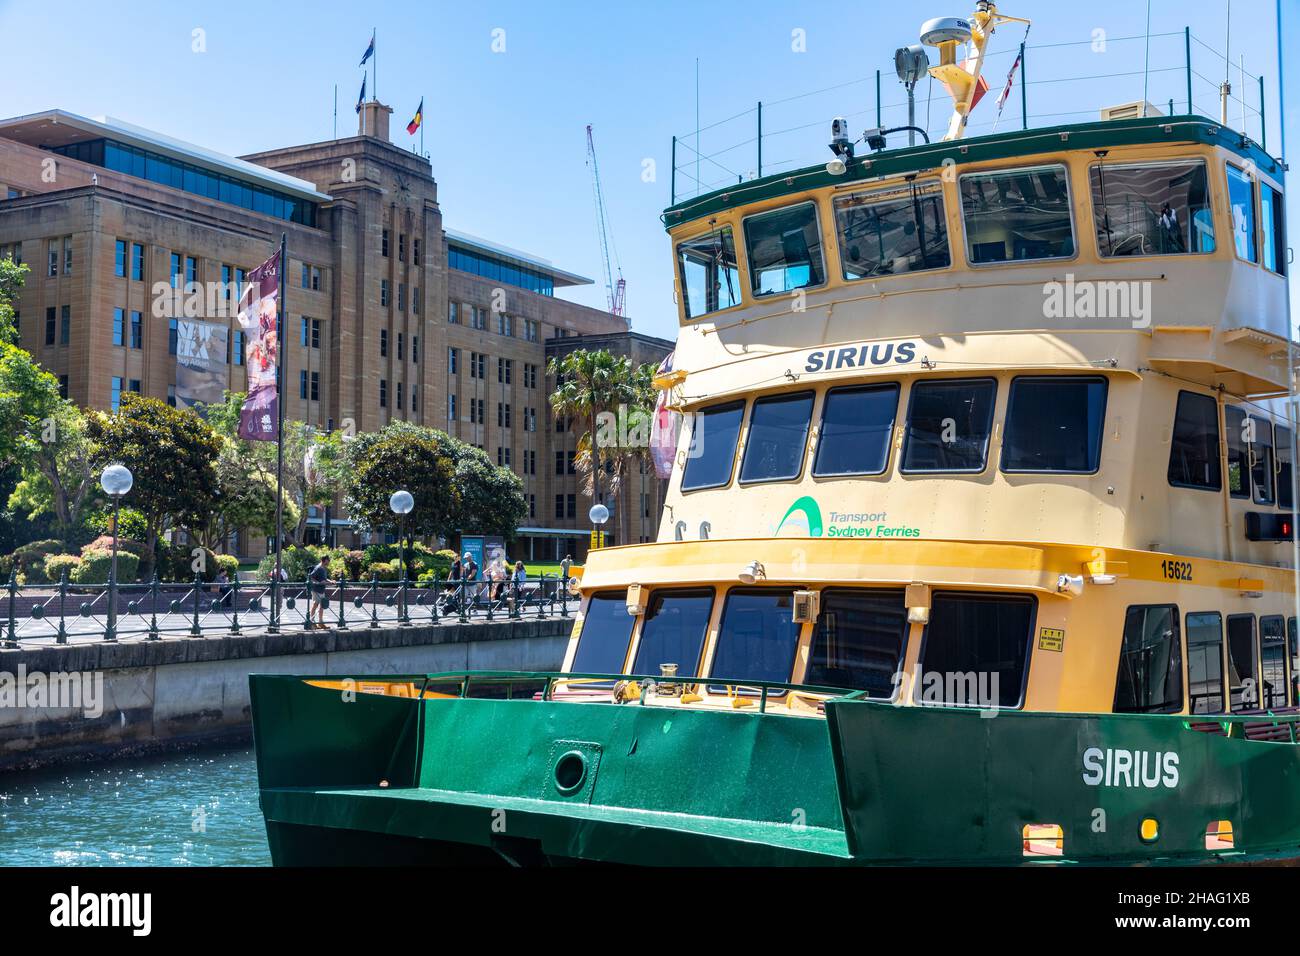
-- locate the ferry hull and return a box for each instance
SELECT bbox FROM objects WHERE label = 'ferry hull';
[250,675,1300,866]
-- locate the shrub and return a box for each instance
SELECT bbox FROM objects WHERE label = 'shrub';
[83,536,149,561]
[342,550,365,579]
[71,549,140,585]
[12,539,68,583]
[84,507,148,542]
[43,554,84,583]
[367,560,400,581]
[362,543,398,567]
[160,544,217,582]
[256,545,314,582]
[214,554,240,579]
[0,553,12,582]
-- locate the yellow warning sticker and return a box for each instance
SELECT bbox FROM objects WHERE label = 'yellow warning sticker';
[1038,627,1065,652]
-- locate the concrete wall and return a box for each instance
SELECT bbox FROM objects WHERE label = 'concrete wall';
[0,618,571,772]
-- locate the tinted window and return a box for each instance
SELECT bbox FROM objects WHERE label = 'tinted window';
[902,379,996,473]
[708,589,802,685]
[1090,161,1215,256]
[682,401,744,490]
[571,591,636,676]
[743,202,825,296]
[1113,605,1182,714]
[834,181,950,280]
[1278,425,1294,510]
[1227,615,1258,712]
[813,384,899,477]
[1002,376,1107,473]
[740,391,813,483]
[1261,616,1288,709]
[1249,416,1275,505]
[805,589,909,697]
[1261,182,1286,275]
[1226,164,1258,262]
[961,165,1075,263]
[1167,391,1222,490]
[1226,406,1249,498]
[631,589,714,679]
[918,593,1035,708]
[677,228,741,317]
[1187,612,1226,714]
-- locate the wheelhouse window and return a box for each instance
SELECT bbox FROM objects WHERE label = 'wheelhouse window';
[812,383,899,477]
[1112,605,1182,714]
[1248,415,1275,506]
[1226,163,1258,263]
[743,201,825,296]
[570,591,636,677]
[1090,160,1215,257]
[805,589,908,697]
[677,227,741,318]
[1187,612,1226,714]
[1001,376,1107,473]
[631,588,715,679]
[833,180,950,280]
[1226,406,1249,499]
[707,589,802,686]
[1260,182,1286,275]
[1260,615,1289,709]
[1278,424,1294,510]
[960,165,1075,264]
[901,378,997,473]
[1226,614,1259,712]
[1167,391,1222,490]
[918,593,1035,708]
[681,400,744,490]
[739,391,813,483]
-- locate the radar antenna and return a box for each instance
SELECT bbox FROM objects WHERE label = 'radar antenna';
[921,1,1030,141]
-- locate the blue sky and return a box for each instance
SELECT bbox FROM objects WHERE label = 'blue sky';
[0,0,1293,339]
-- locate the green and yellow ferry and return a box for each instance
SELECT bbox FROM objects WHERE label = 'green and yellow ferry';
[251,4,1300,865]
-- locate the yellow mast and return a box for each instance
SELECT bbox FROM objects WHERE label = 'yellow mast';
[924,1,1031,140]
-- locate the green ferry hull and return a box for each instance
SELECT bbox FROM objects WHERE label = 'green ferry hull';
[250,675,1300,866]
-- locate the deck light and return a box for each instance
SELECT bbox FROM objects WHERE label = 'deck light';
[826,117,853,175]
[905,581,931,624]
[1056,574,1085,597]
[738,561,766,584]
[626,583,646,616]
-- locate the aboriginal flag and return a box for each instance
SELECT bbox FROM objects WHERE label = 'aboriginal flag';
[406,98,423,135]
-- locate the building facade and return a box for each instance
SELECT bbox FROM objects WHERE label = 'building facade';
[0,103,671,560]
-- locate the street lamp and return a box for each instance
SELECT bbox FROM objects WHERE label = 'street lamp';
[390,490,414,621]
[99,463,133,642]
[589,502,610,552]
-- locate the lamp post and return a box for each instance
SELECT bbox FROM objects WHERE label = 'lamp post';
[389,490,414,622]
[99,463,133,642]
[589,502,610,553]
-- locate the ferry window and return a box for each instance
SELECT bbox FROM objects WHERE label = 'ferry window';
[805,589,909,697]
[570,591,636,677]
[1226,164,1258,263]
[1112,605,1182,714]
[901,378,997,473]
[739,391,814,483]
[1226,614,1259,712]
[1248,415,1275,505]
[813,383,900,477]
[708,589,802,686]
[1167,391,1222,491]
[960,165,1075,264]
[631,588,715,679]
[1277,424,1294,509]
[917,593,1035,708]
[1291,617,1298,703]
[1260,615,1289,709]
[1090,161,1215,257]
[677,227,741,318]
[1225,406,1249,499]
[1002,376,1108,473]
[681,400,744,491]
[743,202,825,296]
[1261,182,1286,275]
[833,180,950,280]
[1187,612,1226,714]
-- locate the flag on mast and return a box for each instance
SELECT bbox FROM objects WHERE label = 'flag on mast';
[236,250,283,441]
[355,75,366,113]
[995,46,1024,117]
[359,33,375,67]
[406,98,423,135]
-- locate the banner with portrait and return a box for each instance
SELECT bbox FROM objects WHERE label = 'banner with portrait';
[236,250,282,441]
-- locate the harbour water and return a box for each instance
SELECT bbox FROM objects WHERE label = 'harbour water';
[0,745,269,866]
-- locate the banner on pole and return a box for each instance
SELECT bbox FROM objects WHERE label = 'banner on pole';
[175,319,229,411]
[237,250,282,441]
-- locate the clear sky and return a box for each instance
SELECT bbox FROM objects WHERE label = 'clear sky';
[0,0,1292,339]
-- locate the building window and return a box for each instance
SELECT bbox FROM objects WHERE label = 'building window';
[413,239,422,266]
[58,375,68,399]
[396,381,404,410]
[44,307,55,345]
[901,378,997,473]
[129,378,141,394]
[555,494,565,519]
[380,329,388,357]
[115,240,126,277]
[64,237,72,275]
[529,494,535,518]
[234,330,245,366]
[299,370,308,400]
[131,243,144,281]
[379,379,388,408]
[170,252,181,288]
[412,287,421,315]
[498,358,513,384]
[398,234,406,262]
[48,239,58,277]
[113,308,125,347]
[60,305,69,345]
[398,283,406,312]
[1167,391,1221,490]
[447,394,457,421]
[567,494,576,518]
[448,301,459,324]
[380,280,390,307]
[111,377,123,412]
[448,347,458,374]
[918,593,1036,708]
[382,229,390,257]
[411,383,418,411]
[185,256,196,284]
[497,402,511,428]
[167,385,176,407]
[397,332,404,360]
[130,311,142,349]
[1001,376,1108,474]
[1112,605,1183,714]
[411,335,419,363]
[168,318,178,356]
[554,450,564,475]
[961,165,1075,264]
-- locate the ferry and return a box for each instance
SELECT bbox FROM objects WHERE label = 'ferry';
[250,3,1300,865]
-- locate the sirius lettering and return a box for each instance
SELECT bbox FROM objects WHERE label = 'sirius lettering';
[1081,747,1179,789]
[805,341,917,373]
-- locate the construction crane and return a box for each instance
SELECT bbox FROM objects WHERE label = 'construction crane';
[585,124,627,321]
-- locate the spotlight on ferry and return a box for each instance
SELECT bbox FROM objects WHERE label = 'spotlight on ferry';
[738,560,766,584]
[826,117,853,175]
[1056,574,1085,597]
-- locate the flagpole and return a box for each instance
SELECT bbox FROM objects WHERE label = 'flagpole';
[372,28,377,103]
[333,84,338,139]
[421,95,425,155]
[273,231,288,623]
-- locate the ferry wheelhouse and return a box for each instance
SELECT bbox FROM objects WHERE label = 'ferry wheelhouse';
[251,4,1300,865]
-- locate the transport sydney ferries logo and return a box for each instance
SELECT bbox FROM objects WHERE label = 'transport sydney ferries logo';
[773,496,920,539]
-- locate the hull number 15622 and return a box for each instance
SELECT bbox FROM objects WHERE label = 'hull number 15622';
[1160,560,1193,582]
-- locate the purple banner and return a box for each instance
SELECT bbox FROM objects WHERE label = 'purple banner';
[236,250,281,441]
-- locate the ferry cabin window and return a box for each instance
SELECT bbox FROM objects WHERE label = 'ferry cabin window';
[681,401,744,490]
[739,391,814,483]
[1260,182,1286,275]
[677,227,741,318]
[901,378,997,473]
[743,202,825,296]
[630,588,715,679]
[805,589,909,697]
[570,591,636,677]
[1225,406,1249,499]
[1186,612,1226,714]
[1277,425,1294,510]
[1291,617,1299,703]
[1226,164,1258,263]
[1112,605,1183,714]
[1226,614,1259,713]
[960,165,1075,264]
[1248,415,1275,505]
[833,181,951,280]
[707,589,802,687]
[1001,376,1108,473]
[917,593,1035,708]
[1090,161,1215,257]
[812,383,900,477]
[1260,615,1289,709]
[1167,391,1222,490]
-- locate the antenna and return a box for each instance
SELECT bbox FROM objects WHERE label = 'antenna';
[895,44,931,145]
[921,2,1031,141]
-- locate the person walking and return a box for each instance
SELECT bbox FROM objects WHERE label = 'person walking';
[215,568,232,609]
[560,554,572,581]
[308,555,330,629]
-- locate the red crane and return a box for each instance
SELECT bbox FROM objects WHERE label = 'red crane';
[585,124,627,321]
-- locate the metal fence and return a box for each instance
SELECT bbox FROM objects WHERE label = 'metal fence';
[0,571,573,647]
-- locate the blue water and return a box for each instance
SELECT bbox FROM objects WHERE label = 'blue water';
[0,745,270,866]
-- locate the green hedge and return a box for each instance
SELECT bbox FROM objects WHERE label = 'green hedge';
[71,549,140,585]
[43,554,83,583]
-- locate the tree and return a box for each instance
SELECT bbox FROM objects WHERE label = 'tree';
[87,393,222,574]
[449,442,528,538]
[342,422,460,538]
[547,349,634,523]
[0,259,63,475]
[0,258,28,346]
[8,399,99,541]
[201,444,301,550]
